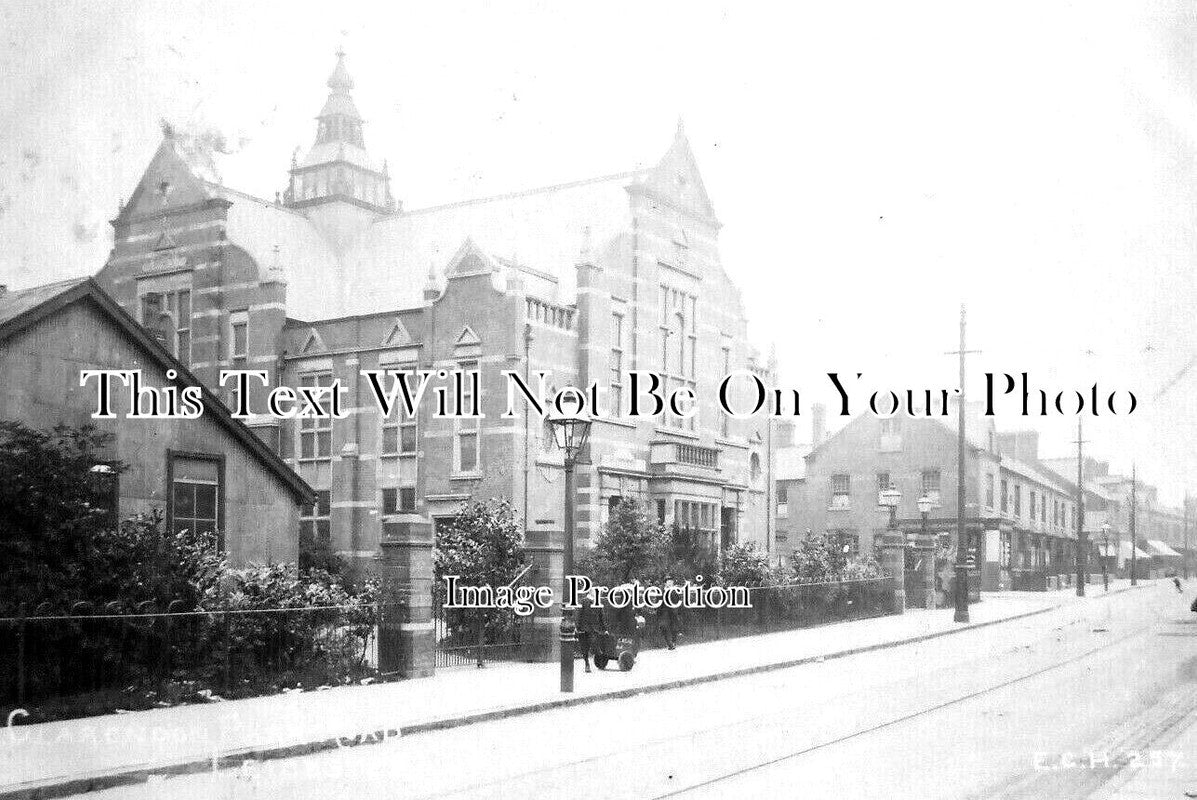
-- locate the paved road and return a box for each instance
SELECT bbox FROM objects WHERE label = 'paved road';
[94,582,1197,800]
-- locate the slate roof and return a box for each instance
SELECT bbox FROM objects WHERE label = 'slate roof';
[0,278,314,503]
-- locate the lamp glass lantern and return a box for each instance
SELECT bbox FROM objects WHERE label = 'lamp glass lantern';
[549,412,592,463]
[917,495,934,515]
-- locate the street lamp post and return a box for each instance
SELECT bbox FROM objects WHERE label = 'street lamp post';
[917,494,934,610]
[878,488,904,611]
[548,411,593,694]
[1101,522,1110,592]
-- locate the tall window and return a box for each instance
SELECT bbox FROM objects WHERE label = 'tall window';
[831,474,851,509]
[456,360,479,472]
[299,373,334,460]
[1014,484,1022,517]
[170,455,221,548]
[141,289,191,365]
[674,500,717,541]
[1001,479,1009,513]
[229,311,248,369]
[659,286,697,431]
[381,370,418,457]
[877,472,891,492]
[610,313,624,416]
[986,474,995,509]
[299,490,331,568]
[1029,491,1037,522]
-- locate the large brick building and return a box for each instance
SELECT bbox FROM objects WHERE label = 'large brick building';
[93,51,775,582]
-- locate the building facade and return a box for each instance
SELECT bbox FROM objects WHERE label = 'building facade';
[0,278,312,565]
[776,410,1126,595]
[93,52,775,580]
[1042,456,1191,576]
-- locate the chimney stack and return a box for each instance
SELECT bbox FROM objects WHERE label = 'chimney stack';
[811,402,827,446]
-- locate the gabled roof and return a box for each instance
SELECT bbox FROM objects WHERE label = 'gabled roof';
[804,403,995,463]
[630,118,719,224]
[118,123,718,322]
[0,279,313,504]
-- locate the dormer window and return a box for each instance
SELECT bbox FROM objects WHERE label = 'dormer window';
[157,180,172,204]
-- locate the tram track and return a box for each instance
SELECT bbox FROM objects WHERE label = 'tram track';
[408,606,1156,800]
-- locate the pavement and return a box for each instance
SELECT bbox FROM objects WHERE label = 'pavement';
[0,579,1140,799]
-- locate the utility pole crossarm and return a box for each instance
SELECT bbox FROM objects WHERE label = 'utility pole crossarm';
[1074,421,1088,596]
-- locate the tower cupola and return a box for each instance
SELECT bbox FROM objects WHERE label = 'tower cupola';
[283,49,396,213]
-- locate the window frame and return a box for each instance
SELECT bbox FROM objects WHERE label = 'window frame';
[298,372,335,461]
[380,486,417,515]
[299,489,332,567]
[228,309,249,368]
[380,370,419,458]
[165,450,225,552]
[454,360,481,474]
[610,312,624,416]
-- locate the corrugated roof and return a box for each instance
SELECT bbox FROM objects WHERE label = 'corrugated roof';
[0,277,89,326]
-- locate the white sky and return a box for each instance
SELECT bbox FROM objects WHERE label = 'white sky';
[1,0,1195,505]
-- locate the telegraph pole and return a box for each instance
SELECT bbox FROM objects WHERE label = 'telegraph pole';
[1184,494,1190,581]
[1075,417,1086,596]
[1130,463,1138,586]
[947,305,980,623]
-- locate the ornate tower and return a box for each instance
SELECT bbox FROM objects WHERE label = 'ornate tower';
[283,49,396,216]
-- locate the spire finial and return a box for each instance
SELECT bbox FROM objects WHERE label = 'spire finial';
[328,48,354,93]
[675,115,686,138]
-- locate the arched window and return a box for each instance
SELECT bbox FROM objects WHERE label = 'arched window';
[750,452,762,481]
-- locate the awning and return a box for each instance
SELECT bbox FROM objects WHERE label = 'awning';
[1146,540,1183,558]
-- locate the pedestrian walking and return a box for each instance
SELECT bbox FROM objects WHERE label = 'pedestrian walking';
[575,594,603,673]
[1175,575,1183,593]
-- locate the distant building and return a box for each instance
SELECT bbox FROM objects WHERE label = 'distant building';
[1042,456,1190,576]
[0,278,312,564]
[771,404,826,558]
[777,409,1126,594]
[92,51,775,578]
